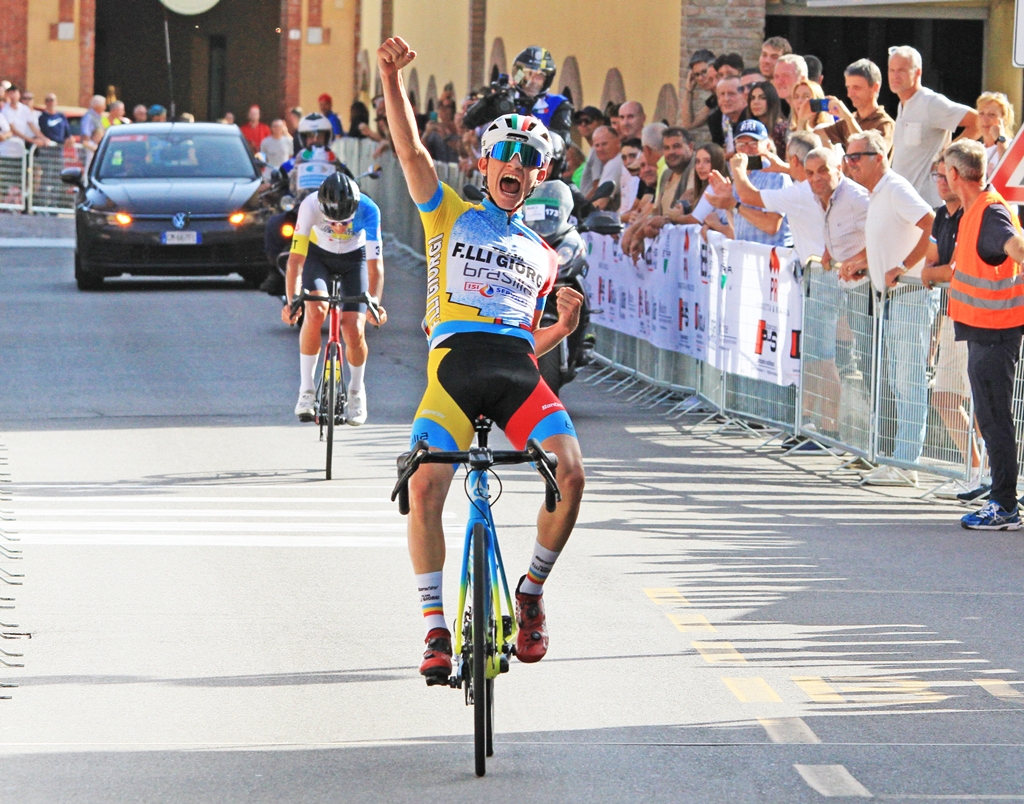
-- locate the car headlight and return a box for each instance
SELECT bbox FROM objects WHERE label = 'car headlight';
[228,211,246,225]
[114,212,132,226]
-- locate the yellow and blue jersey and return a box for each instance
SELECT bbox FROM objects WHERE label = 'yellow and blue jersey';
[417,181,558,348]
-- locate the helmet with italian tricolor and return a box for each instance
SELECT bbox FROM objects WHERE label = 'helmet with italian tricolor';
[481,113,554,169]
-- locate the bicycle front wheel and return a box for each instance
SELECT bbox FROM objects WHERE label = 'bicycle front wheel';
[472,521,489,777]
[325,344,339,480]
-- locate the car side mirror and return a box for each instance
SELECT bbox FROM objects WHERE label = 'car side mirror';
[60,167,83,187]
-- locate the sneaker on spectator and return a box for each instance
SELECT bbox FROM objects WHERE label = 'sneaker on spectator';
[961,501,1021,531]
[957,483,991,503]
[862,465,918,487]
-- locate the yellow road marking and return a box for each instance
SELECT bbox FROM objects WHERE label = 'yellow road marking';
[759,717,821,744]
[722,677,782,702]
[792,676,845,703]
[667,612,716,632]
[644,587,691,605]
[692,641,746,664]
[974,678,1024,700]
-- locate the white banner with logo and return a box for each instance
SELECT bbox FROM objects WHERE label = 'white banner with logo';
[582,226,802,387]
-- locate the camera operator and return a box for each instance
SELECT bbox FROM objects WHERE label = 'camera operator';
[463,46,573,143]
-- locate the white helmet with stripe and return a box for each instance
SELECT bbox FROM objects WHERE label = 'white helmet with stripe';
[480,113,554,164]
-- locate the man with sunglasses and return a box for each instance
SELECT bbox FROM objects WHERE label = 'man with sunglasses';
[841,130,936,487]
[378,36,586,682]
[284,173,386,426]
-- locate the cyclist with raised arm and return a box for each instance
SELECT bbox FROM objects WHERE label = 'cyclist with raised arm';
[378,37,586,681]
[283,172,387,425]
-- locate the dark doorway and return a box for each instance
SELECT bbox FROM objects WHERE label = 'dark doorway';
[94,0,281,121]
[208,35,227,121]
[765,16,984,118]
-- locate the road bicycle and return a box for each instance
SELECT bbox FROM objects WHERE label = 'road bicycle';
[392,416,561,777]
[291,285,380,480]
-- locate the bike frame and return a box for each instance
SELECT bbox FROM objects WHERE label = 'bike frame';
[454,467,517,677]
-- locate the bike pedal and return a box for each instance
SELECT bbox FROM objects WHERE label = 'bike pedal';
[499,656,509,674]
[424,672,449,687]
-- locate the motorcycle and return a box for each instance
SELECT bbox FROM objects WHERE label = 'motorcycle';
[464,179,619,395]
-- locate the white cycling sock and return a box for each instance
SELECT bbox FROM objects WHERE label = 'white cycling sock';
[520,542,560,596]
[416,571,447,634]
[299,352,318,393]
[348,360,366,395]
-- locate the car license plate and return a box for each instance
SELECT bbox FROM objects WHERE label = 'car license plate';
[161,231,200,245]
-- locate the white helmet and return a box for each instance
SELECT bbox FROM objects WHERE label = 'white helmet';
[298,113,334,146]
[481,113,553,165]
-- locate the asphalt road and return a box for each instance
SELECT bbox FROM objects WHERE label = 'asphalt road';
[0,221,1022,803]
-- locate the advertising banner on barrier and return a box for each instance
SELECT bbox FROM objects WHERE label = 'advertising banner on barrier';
[706,238,802,386]
[581,228,802,386]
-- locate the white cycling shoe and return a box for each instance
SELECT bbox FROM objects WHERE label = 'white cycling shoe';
[347,388,367,426]
[294,390,317,422]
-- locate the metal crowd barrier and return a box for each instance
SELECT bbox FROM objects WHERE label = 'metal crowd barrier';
[27,142,83,214]
[371,154,1014,491]
[0,152,27,212]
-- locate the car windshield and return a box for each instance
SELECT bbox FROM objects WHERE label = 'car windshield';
[97,132,257,180]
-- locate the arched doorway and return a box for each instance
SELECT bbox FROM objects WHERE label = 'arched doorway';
[559,56,582,107]
[406,67,420,112]
[653,83,679,125]
[425,75,438,112]
[600,68,626,112]
[489,38,507,82]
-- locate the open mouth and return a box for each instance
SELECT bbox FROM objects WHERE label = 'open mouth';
[498,175,522,198]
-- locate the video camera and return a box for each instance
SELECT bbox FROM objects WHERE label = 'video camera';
[462,73,523,130]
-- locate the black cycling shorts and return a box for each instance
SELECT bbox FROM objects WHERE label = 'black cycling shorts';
[410,332,576,451]
[301,244,368,313]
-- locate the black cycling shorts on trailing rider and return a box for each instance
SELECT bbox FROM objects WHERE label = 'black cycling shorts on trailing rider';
[301,244,368,313]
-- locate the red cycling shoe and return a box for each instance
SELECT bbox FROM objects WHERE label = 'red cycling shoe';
[419,628,452,681]
[515,576,549,663]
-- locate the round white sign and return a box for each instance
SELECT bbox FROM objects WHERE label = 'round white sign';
[160,0,221,15]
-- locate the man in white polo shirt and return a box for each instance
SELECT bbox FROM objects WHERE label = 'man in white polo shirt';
[841,130,936,486]
[889,45,978,207]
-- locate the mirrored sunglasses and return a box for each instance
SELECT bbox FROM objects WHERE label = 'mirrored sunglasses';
[488,140,545,168]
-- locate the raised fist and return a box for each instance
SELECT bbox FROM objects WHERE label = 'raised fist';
[377,37,417,79]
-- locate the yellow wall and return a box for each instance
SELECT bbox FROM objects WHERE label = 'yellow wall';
[298,0,359,118]
[486,0,680,118]
[361,0,382,102]
[25,0,82,105]
[392,0,469,103]
[985,0,1023,126]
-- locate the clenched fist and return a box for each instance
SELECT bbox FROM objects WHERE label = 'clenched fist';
[377,37,417,79]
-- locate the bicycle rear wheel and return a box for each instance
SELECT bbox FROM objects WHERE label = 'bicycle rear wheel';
[472,521,489,777]
[325,344,339,480]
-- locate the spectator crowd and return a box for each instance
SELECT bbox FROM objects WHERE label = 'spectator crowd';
[3,37,1023,527]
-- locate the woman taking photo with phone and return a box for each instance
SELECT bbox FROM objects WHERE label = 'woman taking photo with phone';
[790,79,834,147]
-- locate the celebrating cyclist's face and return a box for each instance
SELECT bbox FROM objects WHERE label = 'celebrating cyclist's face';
[479,148,548,212]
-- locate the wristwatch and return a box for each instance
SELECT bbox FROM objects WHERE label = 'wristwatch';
[897,262,910,274]
[997,135,1007,144]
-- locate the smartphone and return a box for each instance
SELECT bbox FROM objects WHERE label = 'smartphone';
[809,98,830,114]
[747,155,764,171]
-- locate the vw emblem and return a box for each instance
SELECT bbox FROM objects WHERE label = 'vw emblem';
[172,212,189,230]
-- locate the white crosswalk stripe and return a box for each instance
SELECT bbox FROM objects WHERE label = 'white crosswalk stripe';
[9,485,459,547]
